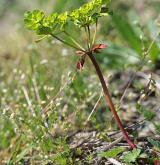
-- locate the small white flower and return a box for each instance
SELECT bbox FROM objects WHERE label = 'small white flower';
[2,89,7,93]
[62,48,68,56]
[21,74,25,80]
[41,100,46,104]
[40,59,48,65]
[10,113,15,119]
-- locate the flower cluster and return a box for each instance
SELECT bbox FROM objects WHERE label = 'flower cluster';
[24,11,68,35]
[24,0,111,35]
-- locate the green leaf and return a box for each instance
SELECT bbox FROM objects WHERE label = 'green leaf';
[16,144,34,162]
[155,124,160,135]
[147,138,160,151]
[97,42,139,69]
[98,147,125,158]
[54,155,67,165]
[112,13,141,54]
[143,110,156,121]
[36,26,51,35]
[122,149,141,163]
[147,20,160,62]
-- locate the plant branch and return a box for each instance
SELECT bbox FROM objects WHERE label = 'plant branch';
[87,25,91,49]
[84,26,90,51]
[119,32,159,107]
[85,90,103,124]
[63,31,85,51]
[50,33,82,50]
[87,52,136,149]
[92,20,98,46]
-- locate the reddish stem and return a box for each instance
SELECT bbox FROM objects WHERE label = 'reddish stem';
[155,160,160,165]
[87,52,136,149]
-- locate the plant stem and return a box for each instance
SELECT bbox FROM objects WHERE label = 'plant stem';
[87,25,91,49]
[92,21,98,46]
[63,31,85,51]
[87,52,136,149]
[84,26,90,51]
[50,33,82,51]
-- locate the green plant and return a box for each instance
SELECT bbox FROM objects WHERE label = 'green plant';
[24,0,136,149]
[122,149,141,164]
[98,147,125,158]
[147,138,160,151]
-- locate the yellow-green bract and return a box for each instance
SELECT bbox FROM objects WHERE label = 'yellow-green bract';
[24,0,111,35]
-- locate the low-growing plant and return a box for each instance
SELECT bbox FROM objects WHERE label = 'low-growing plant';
[121,148,141,164]
[24,0,136,149]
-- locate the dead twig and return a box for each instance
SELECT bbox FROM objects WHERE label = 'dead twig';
[97,136,124,163]
[22,86,34,114]
[42,73,76,115]
[119,32,160,107]
[108,158,124,165]
[102,136,124,151]
[108,119,145,138]
[85,90,103,124]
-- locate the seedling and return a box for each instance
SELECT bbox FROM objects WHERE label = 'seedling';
[24,0,136,149]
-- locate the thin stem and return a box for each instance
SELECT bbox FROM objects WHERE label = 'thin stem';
[64,31,85,51]
[84,26,90,51]
[35,35,48,43]
[50,33,81,50]
[87,52,136,149]
[87,25,91,49]
[92,20,98,46]
[119,32,160,108]
[85,90,103,123]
